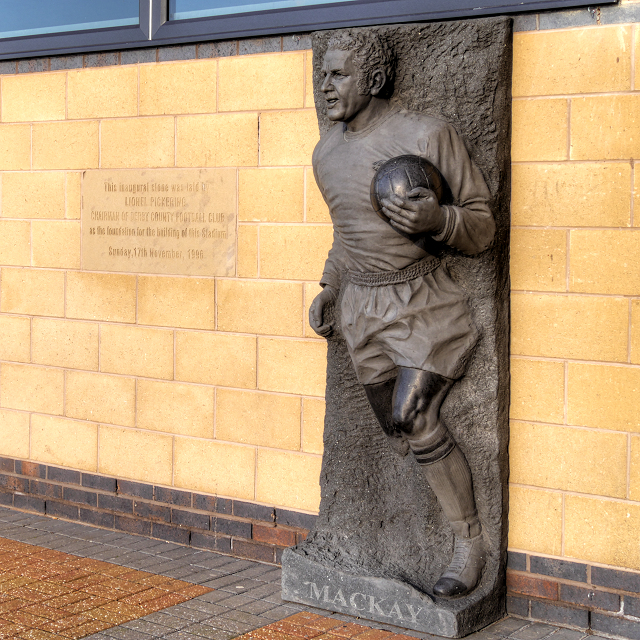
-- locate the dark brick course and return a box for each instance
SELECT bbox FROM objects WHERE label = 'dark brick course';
[592,566,640,594]
[0,475,28,493]
[152,522,191,545]
[530,600,589,629]
[193,494,217,513]
[80,508,115,529]
[506,596,529,617]
[171,509,210,530]
[115,515,152,537]
[508,551,527,572]
[16,461,46,478]
[118,480,154,501]
[625,595,640,618]
[133,500,170,522]
[529,557,587,583]
[0,456,321,569]
[212,516,252,539]
[46,500,79,520]
[275,508,316,530]
[233,540,276,564]
[63,487,97,507]
[47,467,81,485]
[13,495,46,514]
[591,613,640,640]
[98,494,134,514]
[29,480,62,499]
[82,474,117,492]
[559,584,620,612]
[233,501,274,523]
[155,487,191,507]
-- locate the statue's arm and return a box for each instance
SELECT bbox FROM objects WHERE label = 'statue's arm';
[310,156,342,337]
[428,124,495,255]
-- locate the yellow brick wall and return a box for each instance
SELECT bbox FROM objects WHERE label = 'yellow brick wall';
[0,20,638,573]
[0,51,325,514]
[510,23,640,571]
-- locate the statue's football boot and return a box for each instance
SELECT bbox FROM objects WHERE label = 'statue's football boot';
[433,532,486,597]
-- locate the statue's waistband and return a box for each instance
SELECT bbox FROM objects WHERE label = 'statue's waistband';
[347,255,441,287]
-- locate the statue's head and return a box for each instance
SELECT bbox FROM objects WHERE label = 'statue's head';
[321,30,396,123]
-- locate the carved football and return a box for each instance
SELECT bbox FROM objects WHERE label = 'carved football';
[370,155,452,222]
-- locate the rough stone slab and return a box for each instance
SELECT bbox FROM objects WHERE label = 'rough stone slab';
[283,550,504,637]
[283,16,512,638]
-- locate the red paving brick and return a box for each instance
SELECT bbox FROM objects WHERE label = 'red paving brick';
[0,538,213,639]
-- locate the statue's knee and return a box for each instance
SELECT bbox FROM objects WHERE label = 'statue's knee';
[391,402,417,434]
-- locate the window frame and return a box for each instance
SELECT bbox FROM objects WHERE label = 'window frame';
[0,0,617,60]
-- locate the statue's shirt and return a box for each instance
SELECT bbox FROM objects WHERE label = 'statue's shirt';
[312,108,494,288]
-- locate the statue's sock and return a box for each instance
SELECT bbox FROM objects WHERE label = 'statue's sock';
[421,445,480,537]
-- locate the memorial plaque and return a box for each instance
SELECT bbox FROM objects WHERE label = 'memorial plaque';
[82,168,236,276]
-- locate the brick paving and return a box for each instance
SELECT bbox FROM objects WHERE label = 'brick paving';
[0,507,606,640]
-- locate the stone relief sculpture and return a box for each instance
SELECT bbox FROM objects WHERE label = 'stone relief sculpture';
[308,30,494,598]
[283,19,511,638]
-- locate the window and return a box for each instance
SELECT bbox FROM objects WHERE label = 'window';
[0,0,617,60]
[0,0,139,39]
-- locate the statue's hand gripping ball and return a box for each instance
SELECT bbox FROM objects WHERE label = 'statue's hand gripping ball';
[370,155,453,226]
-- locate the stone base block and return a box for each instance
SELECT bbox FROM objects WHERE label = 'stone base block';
[283,549,503,638]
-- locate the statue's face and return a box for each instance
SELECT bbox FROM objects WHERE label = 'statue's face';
[321,48,371,123]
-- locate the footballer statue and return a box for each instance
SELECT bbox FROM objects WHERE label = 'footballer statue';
[309,31,495,598]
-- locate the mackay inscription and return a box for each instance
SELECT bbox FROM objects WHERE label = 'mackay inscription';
[82,168,236,276]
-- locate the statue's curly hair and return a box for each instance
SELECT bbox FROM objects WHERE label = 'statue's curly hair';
[326,30,396,97]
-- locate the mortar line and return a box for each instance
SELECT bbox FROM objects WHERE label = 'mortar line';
[214,278,218,330]
[566,98,571,160]
[171,435,175,487]
[535,13,540,30]
[510,482,639,504]
[303,165,307,223]
[256,224,261,278]
[98,120,102,169]
[173,330,176,382]
[96,424,100,475]
[253,445,258,501]
[236,167,239,278]
[30,124,33,171]
[212,386,217,440]
[563,360,569,425]
[301,282,307,339]
[174,116,177,167]
[632,25,636,93]
[627,298,632,364]
[565,229,570,292]
[627,432,632,500]
[299,396,304,452]
[631,161,635,228]
[216,58,220,114]
[134,376,138,430]
[302,51,308,109]
[560,492,565,556]
[137,64,140,117]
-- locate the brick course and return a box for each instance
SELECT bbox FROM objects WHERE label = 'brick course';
[506,552,640,638]
[0,456,311,566]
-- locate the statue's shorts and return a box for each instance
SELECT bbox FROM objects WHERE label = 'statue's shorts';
[340,258,478,386]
